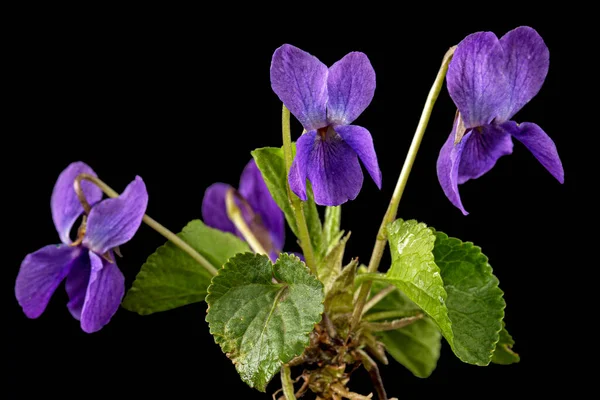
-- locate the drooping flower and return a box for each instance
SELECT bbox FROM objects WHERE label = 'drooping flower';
[437,26,564,215]
[202,159,285,261]
[15,162,148,333]
[270,44,382,206]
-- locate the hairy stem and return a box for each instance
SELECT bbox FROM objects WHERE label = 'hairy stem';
[74,173,218,276]
[225,188,269,256]
[350,46,456,331]
[362,285,396,316]
[282,104,317,274]
[280,365,296,400]
[363,309,421,322]
[364,314,424,332]
[357,350,387,400]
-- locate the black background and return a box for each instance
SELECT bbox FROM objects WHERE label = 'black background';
[5,9,583,398]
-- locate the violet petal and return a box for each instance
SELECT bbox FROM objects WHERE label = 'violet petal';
[447,32,509,129]
[270,44,328,131]
[202,183,237,235]
[51,162,103,245]
[80,251,125,333]
[83,176,148,255]
[334,125,382,189]
[65,255,91,320]
[327,52,376,125]
[307,131,364,206]
[498,26,549,121]
[436,121,470,215]
[239,159,285,252]
[288,130,317,201]
[457,124,514,184]
[15,244,83,318]
[505,121,564,183]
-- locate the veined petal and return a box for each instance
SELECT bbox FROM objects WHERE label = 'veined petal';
[334,125,382,189]
[51,162,103,245]
[307,130,364,206]
[436,121,470,215]
[83,176,148,255]
[327,52,376,125]
[239,159,285,252]
[447,32,509,129]
[202,183,237,235]
[505,121,564,183]
[80,251,125,333]
[498,26,549,121]
[288,130,317,201]
[270,44,328,131]
[457,124,514,184]
[15,244,83,318]
[65,255,91,320]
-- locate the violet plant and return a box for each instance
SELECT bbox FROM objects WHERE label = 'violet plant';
[15,26,562,398]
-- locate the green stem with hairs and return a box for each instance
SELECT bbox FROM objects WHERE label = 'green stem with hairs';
[280,365,296,400]
[350,46,457,332]
[282,105,317,274]
[74,173,219,276]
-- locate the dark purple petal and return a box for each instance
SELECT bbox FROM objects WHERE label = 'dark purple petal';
[436,121,470,215]
[202,183,237,235]
[288,130,317,201]
[65,255,91,320]
[51,162,103,245]
[15,244,83,318]
[270,44,328,131]
[497,27,549,121]
[334,125,382,189]
[83,177,148,255]
[447,32,509,129]
[457,124,514,184]
[327,52,376,125]
[80,251,125,333]
[307,130,364,206]
[505,121,564,183]
[239,159,285,252]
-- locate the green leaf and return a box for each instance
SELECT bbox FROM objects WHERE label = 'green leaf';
[206,253,324,392]
[318,232,351,292]
[122,220,250,315]
[384,219,453,348]
[322,206,343,257]
[366,281,442,378]
[251,145,322,252]
[492,322,520,365]
[324,258,358,316]
[377,219,506,366]
[432,230,505,366]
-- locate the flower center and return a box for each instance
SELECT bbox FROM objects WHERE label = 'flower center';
[317,126,329,139]
[69,216,88,247]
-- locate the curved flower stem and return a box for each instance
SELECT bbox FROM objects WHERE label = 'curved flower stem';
[74,173,219,276]
[225,188,269,256]
[350,46,456,332]
[280,365,296,400]
[282,105,317,274]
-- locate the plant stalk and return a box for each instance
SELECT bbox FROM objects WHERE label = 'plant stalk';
[350,46,456,332]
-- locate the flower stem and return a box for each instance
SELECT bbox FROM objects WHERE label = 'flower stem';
[74,173,219,276]
[280,365,296,400]
[350,46,456,332]
[225,188,269,256]
[361,285,396,316]
[282,104,317,275]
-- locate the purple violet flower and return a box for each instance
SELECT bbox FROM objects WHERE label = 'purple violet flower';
[437,26,564,215]
[15,162,148,333]
[270,44,382,206]
[202,159,285,262]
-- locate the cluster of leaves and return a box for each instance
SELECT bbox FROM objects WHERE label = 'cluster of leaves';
[122,145,518,395]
